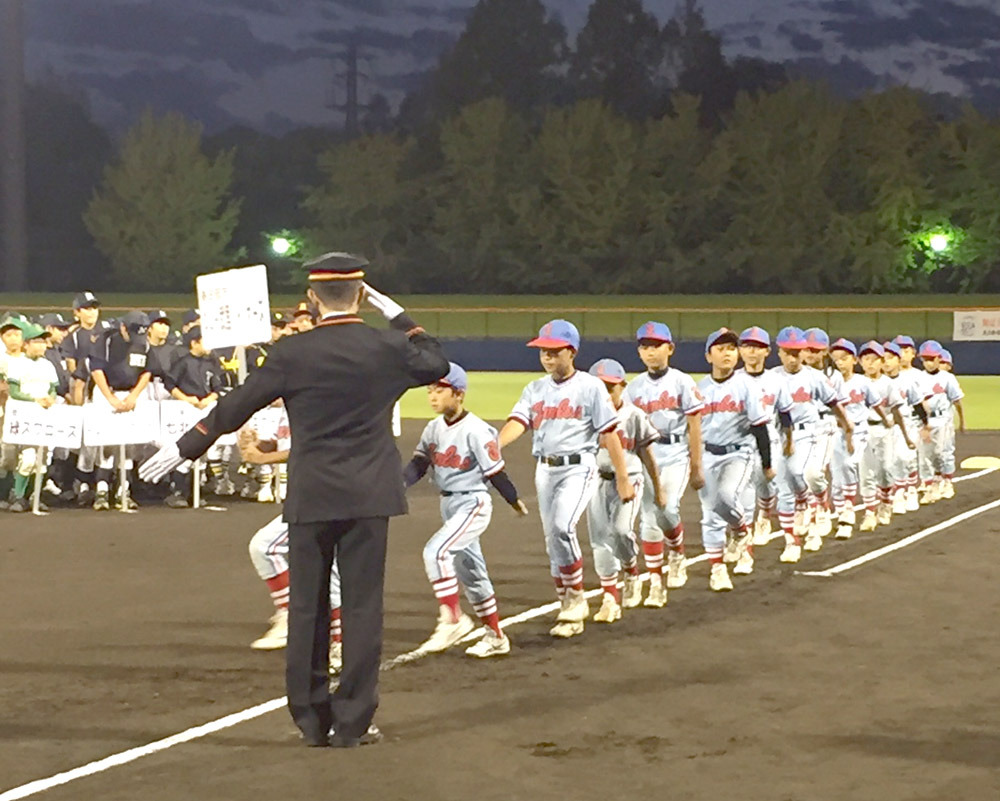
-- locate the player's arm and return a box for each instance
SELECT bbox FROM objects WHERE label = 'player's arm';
[953,398,966,433]
[686,411,705,490]
[599,429,636,503]
[828,401,854,452]
[890,405,915,449]
[402,454,430,487]
[238,428,289,465]
[91,368,125,410]
[488,470,528,515]
[499,419,527,448]
[365,286,449,387]
[639,444,666,508]
[120,372,151,411]
[750,423,774,479]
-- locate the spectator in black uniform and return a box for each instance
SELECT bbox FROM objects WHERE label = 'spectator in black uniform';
[163,327,225,508]
[39,313,76,499]
[65,292,112,405]
[145,309,179,398]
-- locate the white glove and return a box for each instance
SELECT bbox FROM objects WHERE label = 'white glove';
[139,442,188,483]
[362,283,405,321]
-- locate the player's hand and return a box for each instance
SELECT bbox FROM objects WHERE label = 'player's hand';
[690,466,706,491]
[904,436,916,451]
[920,426,932,443]
[36,397,54,409]
[655,486,668,509]
[120,396,137,412]
[764,467,776,482]
[616,475,636,503]
[139,442,187,483]
[108,395,127,412]
[362,283,405,320]
[511,499,529,516]
[784,441,794,457]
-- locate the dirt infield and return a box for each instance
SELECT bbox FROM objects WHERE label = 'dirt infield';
[2,426,999,801]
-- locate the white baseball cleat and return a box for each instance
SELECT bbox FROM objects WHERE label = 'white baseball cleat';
[257,483,276,504]
[329,641,343,674]
[803,531,823,552]
[549,621,585,638]
[838,508,856,527]
[643,573,668,608]
[752,517,772,547]
[816,509,832,537]
[251,609,288,650]
[557,589,590,623]
[465,630,511,658]
[878,503,893,526]
[859,510,878,532]
[919,487,933,505]
[892,493,908,515]
[834,524,852,540]
[941,480,955,499]
[779,543,802,563]
[622,575,643,608]
[593,594,622,623]
[666,551,688,588]
[420,611,475,653]
[927,483,941,503]
[733,549,754,575]
[905,487,920,512]
[709,563,733,592]
[723,535,740,564]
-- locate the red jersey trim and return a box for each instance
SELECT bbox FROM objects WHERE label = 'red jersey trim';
[317,316,364,328]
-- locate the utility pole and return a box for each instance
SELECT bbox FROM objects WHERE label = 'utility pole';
[0,0,28,291]
[329,39,373,138]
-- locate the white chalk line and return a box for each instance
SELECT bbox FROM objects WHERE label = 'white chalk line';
[3,466,997,801]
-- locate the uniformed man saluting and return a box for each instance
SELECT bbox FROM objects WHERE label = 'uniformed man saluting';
[141,254,449,747]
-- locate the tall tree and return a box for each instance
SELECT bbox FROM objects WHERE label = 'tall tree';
[571,0,666,119]
[84,110,242,291]
[422,0,567,121]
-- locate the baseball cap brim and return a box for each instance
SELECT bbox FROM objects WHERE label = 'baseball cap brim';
[777,340,808,350]
[527,337,575,349]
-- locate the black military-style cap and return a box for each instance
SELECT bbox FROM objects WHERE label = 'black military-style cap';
[305,252,368,282]
[73,291,101,309]
[183,325,203,346]
[121,310,149,331]
[147,309,171,325]
[181,309,200,326]
[40,313,71,328]
[271,312,289,327]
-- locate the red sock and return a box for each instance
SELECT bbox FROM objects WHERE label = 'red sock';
[705,546,724,564]
[624,558,640,577]
[559,559,584,592]
[432,577,461,622]
[330,607,342,643]
[472,596,502,636]
[600,576,620,602]
[642,541,664,574]
[665,524,685,554]
[265,571,289,611]
[553,576,566,600]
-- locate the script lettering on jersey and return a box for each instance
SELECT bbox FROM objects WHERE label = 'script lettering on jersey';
[791,386,812,403]
[933,382,945,395]
[704,395,745,415]
[761,392,777,410]
[848,389,867,405]
[634,391,680,414]
[529,398,583,430]
[616,430,636,451]
[427,443,472,470]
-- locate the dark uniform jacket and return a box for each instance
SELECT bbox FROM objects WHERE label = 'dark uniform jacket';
[166,353,225,399]
[177,313,448,523]
[88,332,151,391]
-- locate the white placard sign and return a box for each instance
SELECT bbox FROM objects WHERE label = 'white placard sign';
[1,400,83,449]
[83,403,161,446]
[196,264,271,351]
[159,401,237,447]
[953,310,1000,341]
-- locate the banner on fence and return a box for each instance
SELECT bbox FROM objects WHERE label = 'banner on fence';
[953,310,1000,341]
[1,400,84,449]
[83,403,161,446]
[196,264,271,351]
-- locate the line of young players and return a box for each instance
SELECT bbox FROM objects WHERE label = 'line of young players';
[400,318,965,658]
[0,293,319,511]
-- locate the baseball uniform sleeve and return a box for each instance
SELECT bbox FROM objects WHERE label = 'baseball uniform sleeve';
[413,421,434,459]
[775,382,793,414]
[633,407,659,449]
[743,377,771,427]
[681,374,706,415]
[945,374,964,402]
[865,382,883,407]
[588,381,619,434]
[509,384,534,427]
[389,314,450,389]
[815,371,838,405]
[468,423,505,477]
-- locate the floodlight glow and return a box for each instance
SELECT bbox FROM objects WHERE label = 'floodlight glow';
[271,236,292,256]
[929,233,950,253]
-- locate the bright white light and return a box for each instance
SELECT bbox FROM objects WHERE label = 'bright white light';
[271,237,292,256]
[929,233,949,253]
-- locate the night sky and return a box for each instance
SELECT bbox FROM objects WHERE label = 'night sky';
[23,0,1000,133]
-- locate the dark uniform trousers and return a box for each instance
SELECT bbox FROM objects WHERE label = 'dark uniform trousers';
[176,310,448,745]
[288,517,387,743]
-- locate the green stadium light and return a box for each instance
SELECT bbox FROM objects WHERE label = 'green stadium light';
[270,236,292,256]
[929,233,950,253]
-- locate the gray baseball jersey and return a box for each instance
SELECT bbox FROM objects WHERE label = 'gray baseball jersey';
[415,412,504,493]
[509,371,619,458]
[596,401,658,476]
[839,373,883,429]
[922,371,963,419]
[625,368,705,440]
[770,364,838,427]
[697,372,775,447]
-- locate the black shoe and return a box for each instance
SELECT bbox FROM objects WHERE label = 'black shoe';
[329,724,383,748]
[77,489,95,507]
[164,493,189,509]
[9,497,30,513]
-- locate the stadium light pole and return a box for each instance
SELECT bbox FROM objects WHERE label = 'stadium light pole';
[0,0,28,291]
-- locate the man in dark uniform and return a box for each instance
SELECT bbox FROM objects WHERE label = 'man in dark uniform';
[141,254,449,747]
[145,310,179,394]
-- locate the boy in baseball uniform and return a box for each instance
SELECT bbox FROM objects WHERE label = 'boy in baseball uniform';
[937,349,960,498]
[891,335,927,512]
[500,320,632,639]
[917,341,965,502]
[857,341,912,531]
[625,322,705,607]
[697,329,788,589]
[585,358,665,622]
[405,363,528,658]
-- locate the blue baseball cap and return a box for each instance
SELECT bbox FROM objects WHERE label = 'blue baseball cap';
[804,327,830,349]
[589,358,627,384]
[830,337,856,357]
[940,349,952,364]
[893,334,915,349]
[438,362,468,393]
[918,340,944,358]
[705,327,739,355]
[739,326,770,347]
[528,319,580,350]
[859,340,885,357]
[636,321,672,343]
[776,326,808,350]
[883,341,902,357]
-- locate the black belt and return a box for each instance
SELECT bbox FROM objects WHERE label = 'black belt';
[598,470,616,481]
[870,419,886,427]
[655,434,683,445]
[793,423,811,431]
[440,490,480,497]
[540,454,583,467]
[928,409,946,418]
[705,443,745,455]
